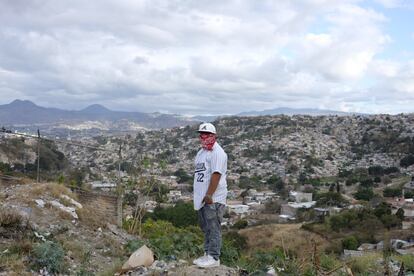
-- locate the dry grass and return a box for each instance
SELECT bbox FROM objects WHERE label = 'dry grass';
[101,235,124,257]
[58,210,74,221]
[0,208,23,228]
[77,203,110,229]
[239,223,331,260]
[30,182,77,200]
[349,252,383,274]
[59,197,73,207]
[0,253,30,276]
[97,259,124,276]
[58,236,88,262]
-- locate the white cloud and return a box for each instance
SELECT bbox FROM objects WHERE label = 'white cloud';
[0,0,411,114]
[374,0,401,8]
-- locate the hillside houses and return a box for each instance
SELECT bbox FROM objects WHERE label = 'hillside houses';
[280,191,316,220]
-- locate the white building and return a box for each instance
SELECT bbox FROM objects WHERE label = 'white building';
[227,204,250,215]
[289,191,313,203]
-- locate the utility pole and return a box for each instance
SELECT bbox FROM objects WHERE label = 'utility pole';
[37,129,40,183]
[117,143,123,227]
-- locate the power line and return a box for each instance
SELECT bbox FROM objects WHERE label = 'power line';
[0,128,118,153]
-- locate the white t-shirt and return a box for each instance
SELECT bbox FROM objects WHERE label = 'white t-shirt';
[193,142,228,210]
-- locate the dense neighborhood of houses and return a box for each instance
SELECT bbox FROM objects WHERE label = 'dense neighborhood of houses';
[3,113,414,262]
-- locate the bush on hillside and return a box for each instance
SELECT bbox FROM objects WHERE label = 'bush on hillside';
[342,235,359,250]
[354,187,374,201]
[0,162,12,174]
[32,241,65,274]
[233,219,248,230]
[0,208,23,229]
[141,219,203,260]
[400,155,414,168]
[145,202,198,227]
[315,191,348,207]
[383,187,402,197]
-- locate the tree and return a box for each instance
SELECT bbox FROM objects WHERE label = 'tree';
[400,155,414,167]
[381,214,401,229]
[374,202,391,218]
[360,178,374,188]
[315,191,348,207]
[383,187,402,197]
[342,235,359,250]
[396,208,405,220]
[368,166,384,176]
[0,162,11,174]
[354,187,374,201]
[267,175,285,191]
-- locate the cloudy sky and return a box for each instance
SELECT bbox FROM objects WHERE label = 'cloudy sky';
[0,0,413,115]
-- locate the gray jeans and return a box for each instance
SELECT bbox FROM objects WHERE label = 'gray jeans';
[197,203,225,260]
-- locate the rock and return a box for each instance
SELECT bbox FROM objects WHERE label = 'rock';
[266,265,277,275]
[60,194,83,209]
[49,200,78,219]
[170,265,238,276]
[107,223,136,243]
[35,199,45,208]
[121,245,154,271]
[34,231,47,242]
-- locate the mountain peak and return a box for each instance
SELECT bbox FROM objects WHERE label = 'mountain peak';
[81,104,110,113]
[9,99,37,107]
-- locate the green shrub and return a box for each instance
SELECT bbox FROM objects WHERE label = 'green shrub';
[0,162,11,174]
[235,248,285,273]
[342,235,359,250]
[319,253,341,271]
[224,231,248,251]
[221,231,248,266]
[400,155,414,168]
[315,191,348,207]
[233,219,248,229]
[349,253,382,274]
[145,202,198,227]
[393,254,414,272]
[148,230,203,260]
[406,191,414,199]
[141,219,203,260]
[124,239,146,255]
[142,218,177,239]
[354,187,374,201]
[396,208,405,220]
[32,241,65,274]
[383,187,402,197]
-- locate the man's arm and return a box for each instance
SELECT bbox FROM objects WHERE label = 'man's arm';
[203,172,221,204]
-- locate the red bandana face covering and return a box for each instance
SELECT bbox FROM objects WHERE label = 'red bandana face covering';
[199,133,216,151]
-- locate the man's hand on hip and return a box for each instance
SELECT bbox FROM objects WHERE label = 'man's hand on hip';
[202,194,213,205]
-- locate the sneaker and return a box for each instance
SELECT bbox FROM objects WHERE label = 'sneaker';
[197,255,220,268]
[192,253,207,265]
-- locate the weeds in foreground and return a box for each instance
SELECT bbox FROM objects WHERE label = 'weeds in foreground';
[0,208,23,228]
[31,241,65,274]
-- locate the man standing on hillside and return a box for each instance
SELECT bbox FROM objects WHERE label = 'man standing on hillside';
[192,122,228,268]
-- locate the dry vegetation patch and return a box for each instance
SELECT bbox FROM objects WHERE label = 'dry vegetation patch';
[31,182,77,200]
[239,223,331,259]
[77,199,111,228]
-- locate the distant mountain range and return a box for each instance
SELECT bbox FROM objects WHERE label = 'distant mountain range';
[237,107,362,117]
[0,100,195,129]
[0,100,364,131]
[194,107,362,122]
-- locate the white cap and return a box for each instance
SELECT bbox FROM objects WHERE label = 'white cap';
[198,123,216,134]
